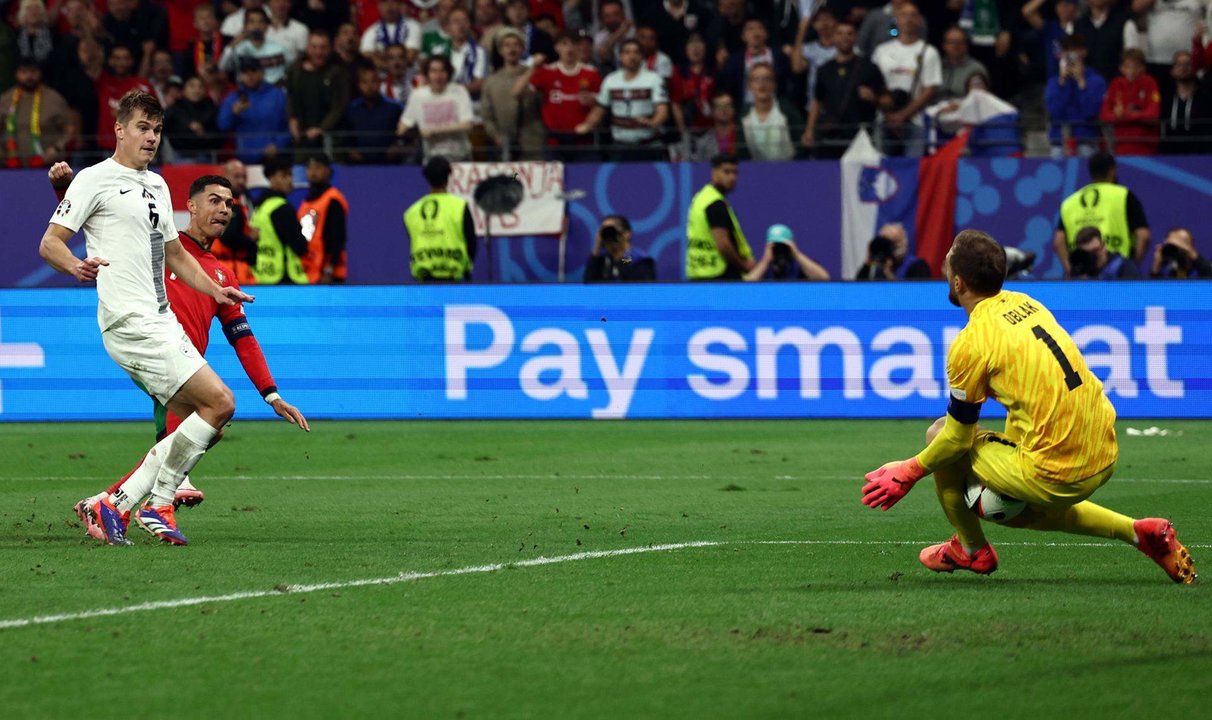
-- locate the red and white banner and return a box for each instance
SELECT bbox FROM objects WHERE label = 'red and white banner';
[448,161,566,236]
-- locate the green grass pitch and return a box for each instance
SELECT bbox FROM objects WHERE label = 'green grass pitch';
[2,419,1210,718]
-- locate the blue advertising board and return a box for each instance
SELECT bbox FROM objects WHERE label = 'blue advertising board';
[0,282,1208,421]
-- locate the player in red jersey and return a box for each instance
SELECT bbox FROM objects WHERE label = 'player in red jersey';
[48,163,310,541]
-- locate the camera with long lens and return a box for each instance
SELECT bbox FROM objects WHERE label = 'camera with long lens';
[868,235,897,266]
[1159,243,1190,277]
[1068,247,1099,278]
[600,224,621,246]
[1004,246,1037,278]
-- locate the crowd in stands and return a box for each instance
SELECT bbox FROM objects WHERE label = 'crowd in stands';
[5,1,1212,168]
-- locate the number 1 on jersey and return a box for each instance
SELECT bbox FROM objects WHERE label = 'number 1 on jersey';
[1031,325,1082,391]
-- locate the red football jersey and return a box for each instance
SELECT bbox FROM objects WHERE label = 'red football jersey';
[530,62,602,134]
[168,232,246,356]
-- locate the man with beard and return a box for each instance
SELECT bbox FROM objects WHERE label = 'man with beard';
[860,229,1196,585]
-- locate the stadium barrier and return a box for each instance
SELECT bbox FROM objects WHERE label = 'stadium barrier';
[1,282,1208,421]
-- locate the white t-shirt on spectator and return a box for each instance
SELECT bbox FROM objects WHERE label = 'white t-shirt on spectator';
[360,18,423,55]
[220,9,246,39]
[219,38,292,85]
[597,68,667,144]
[449,40,488,86]
[268,18,310,62]
[1143,0,1204,65]
[399,83,475,160]
[872,38,942,125]
[742,104,795,161]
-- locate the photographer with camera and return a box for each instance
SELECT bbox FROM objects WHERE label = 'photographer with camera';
[1150,227,1212,279]
[1068,226,1140,280]
[1054,151,1149,277]
[855,223,931,280]
[744,225,830,282]
[583,215,656,283]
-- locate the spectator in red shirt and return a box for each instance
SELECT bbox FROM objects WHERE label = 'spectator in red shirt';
[94,44,153,150]
[514,30,602,159]
[1100,48,1161,156]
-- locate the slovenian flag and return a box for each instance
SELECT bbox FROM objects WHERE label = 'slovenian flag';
[839,129,969,279]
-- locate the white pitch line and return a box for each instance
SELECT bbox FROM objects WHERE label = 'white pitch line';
[1,538,1206,632]
[0,542,719,631]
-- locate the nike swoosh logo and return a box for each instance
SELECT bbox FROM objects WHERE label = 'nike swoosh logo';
[119,189,133,194]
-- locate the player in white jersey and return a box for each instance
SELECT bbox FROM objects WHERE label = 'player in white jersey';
[38,90,253,546]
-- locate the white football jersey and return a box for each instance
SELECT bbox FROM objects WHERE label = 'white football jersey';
[50,158,180,331]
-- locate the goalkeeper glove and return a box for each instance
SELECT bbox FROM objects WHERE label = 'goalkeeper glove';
[861,457,928,511]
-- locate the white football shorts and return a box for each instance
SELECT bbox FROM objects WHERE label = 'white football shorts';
[101,314,208,405]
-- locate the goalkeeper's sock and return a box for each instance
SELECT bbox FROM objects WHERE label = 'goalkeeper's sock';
[109,439,170,513]
[932,463,987,552]
[1021,501,1137,544]
[147,414,219,508]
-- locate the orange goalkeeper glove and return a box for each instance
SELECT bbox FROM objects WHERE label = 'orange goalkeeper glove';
[861,457,927,510]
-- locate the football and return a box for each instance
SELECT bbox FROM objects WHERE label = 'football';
[964,482,1027,522]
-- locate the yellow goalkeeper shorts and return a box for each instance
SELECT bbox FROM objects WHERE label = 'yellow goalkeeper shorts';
[968,429,1116,508]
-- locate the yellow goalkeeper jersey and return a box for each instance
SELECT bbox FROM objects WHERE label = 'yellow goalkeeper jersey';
[946,290,1118,483]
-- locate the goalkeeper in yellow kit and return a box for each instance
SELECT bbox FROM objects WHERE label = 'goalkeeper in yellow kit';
[861,230,1196,583]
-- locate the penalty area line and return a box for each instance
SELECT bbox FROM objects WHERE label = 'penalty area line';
[1,538,1205,631]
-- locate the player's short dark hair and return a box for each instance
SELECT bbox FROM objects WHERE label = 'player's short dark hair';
[262,154,294,178]
[950,229,1006,295]
[711,153,739,168]
[423,155,453,187]
[307,152,333,167]
[1074,226,1102,246]
[1088,151,1116,180]
[116,90,164,124]
[308,28,332,41]
[245,7,269,24]
[189,174,233,198]
[619,38,642,55]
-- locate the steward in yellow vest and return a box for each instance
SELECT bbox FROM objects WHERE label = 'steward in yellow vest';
[251,156,310,284]
[298,154,350,284]
[1053,152,1149,276]
[685,154,754,280]
[404,156,477,281]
